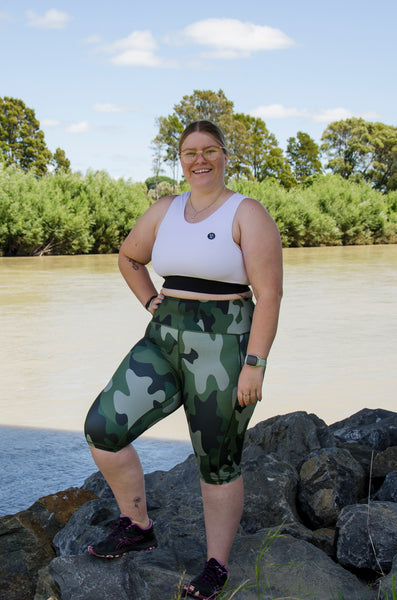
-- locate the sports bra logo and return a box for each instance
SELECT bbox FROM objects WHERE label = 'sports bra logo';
[207,232,216,240]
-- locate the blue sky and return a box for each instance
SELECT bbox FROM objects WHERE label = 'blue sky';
[0,1,395,181]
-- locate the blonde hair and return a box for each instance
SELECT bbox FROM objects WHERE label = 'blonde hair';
[179,120,227,154]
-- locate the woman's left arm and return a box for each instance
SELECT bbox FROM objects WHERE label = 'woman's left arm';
[235,198,283,406]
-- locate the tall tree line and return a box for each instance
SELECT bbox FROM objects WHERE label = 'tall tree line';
[153,89,397,192]
[0,96,70,175]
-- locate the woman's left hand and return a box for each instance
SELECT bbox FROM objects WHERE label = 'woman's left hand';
[147,293,164,314]
[237,364,265,406]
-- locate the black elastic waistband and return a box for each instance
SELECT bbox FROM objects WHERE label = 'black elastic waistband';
[163,276,250,295]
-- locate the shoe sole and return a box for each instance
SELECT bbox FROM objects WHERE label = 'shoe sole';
[87,542,158,559]
[183,584,221,599]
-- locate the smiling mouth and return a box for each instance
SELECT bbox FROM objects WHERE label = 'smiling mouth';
[192,168,212,174]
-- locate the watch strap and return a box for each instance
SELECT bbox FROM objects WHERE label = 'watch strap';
[245,354,267,367]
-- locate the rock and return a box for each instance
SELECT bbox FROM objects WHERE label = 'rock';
[0,487,97,600]
[244,411,335,469]
[336,502,397,572]
[49,531,373,600]
[278,521,336,556]
[2,409,397,600]
[373,446,397,478]
[0,514,54,600]
[375,471,397,502]
[34,564,62,600]
[330,408,397,450]
[223,532,371,600]
[378,553,397,600]
[241,446,300,532]
[298,447,366,528]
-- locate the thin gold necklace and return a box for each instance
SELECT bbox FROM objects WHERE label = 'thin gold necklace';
[188,188,226,220]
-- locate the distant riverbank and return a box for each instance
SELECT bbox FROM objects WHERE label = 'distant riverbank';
[1,167,396,256]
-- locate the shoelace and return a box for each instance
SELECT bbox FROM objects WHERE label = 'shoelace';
[108,517,131,538]
[199,561,227,586]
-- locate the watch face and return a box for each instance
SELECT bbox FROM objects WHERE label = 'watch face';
[246,355,257,366]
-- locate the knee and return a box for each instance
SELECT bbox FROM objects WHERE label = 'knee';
[84,401,120,452]
[197,456,242,485]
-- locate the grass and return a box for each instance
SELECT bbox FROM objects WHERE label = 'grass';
[172,524,397,600]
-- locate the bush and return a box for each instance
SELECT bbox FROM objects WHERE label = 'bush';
[0,166,396,255]
[231,175,397,247]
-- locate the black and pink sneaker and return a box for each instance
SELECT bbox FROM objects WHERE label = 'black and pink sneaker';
[87,515,157,558]
[184,557,229,599]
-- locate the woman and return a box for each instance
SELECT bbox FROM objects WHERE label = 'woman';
[84,120,283,599]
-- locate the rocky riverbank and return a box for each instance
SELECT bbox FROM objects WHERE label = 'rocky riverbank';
[1,408,396,600]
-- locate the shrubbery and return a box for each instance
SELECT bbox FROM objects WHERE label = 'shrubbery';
[231,175,397,247]
[0,165,396,256]
[0,166,150,256]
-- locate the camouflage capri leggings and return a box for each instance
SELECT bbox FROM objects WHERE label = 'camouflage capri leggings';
[84,296,256,484]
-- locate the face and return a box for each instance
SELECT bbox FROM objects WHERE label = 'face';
[179,131,227,189]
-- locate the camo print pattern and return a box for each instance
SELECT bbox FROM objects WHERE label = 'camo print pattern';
[84,296,255,484]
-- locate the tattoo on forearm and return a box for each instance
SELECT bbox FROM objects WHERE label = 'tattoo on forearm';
[127,258,140,271]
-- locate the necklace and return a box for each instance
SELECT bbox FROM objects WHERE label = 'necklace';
[188,188,227,220]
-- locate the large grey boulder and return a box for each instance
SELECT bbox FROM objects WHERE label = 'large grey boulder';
[49,531,374,600]
[373,446,397,478]
[298,446,366,528]
[374,471,397,502]
[336,502,397,572]
[0,514,53,600]
[240,446,300,531]
[244,411,335,468]
[378,554,397,600]
[330,408,397,450]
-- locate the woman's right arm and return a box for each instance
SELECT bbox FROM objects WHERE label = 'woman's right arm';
[118,196,174,311]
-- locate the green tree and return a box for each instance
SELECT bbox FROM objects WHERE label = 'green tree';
[321,117,397,191]
[173,89,234,130]
[232,113,294,186]
[0,96,52,175]
[321,118,374,178]
[52,147,71,172]
[152,89,235,181]
[367,122,397,191]
[286,131,323,184]
[153,114,183,184]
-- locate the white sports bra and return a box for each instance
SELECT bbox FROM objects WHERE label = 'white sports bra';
[151,192,249,285]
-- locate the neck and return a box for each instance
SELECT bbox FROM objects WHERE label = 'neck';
[190,184,227,208]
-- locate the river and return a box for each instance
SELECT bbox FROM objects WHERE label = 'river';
[1,246,396,514]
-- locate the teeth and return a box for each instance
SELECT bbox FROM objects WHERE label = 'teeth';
[194,169,210,173]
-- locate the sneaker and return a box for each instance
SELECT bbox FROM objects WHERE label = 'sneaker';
[183,557,229,599]
[87,515,158,558]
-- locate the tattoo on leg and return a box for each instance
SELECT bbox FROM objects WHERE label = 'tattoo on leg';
[127,258,140,271]
[133,496,142,508]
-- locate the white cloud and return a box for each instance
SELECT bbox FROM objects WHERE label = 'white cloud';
[251,104,304,120]
[105,30,176,68]
[251,104,381,124]
[66,121,90,134]
[93,103,137,114]
[180,18,294,58]
[26,9,72,29]
[84,34,102,45]
[311,107,353,123]
[41,119,62,127]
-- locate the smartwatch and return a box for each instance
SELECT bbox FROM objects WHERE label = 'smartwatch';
[244,354,267,368]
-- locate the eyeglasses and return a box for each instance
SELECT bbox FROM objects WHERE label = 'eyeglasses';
[179,146,226,165]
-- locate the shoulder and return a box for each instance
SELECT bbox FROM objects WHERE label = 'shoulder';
[236,196,278,230]
[136,194,177,229]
